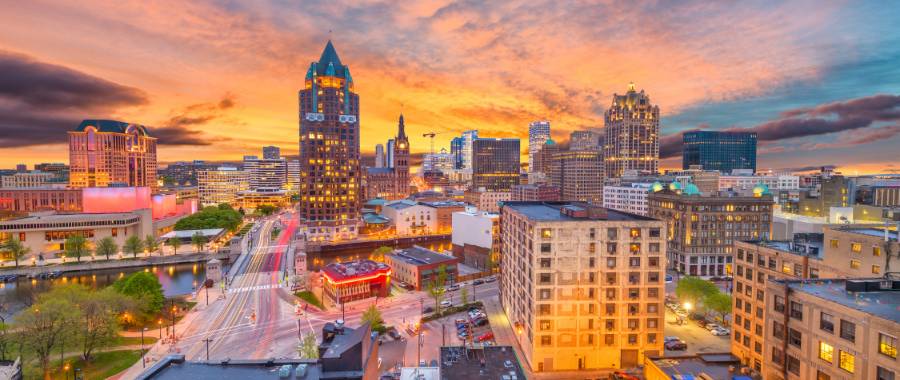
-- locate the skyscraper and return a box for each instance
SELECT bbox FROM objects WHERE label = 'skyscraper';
[374,144,385,168]
[460,130,479,171]
[298,41,360,241]
[548,149,604,204]
[262,145,281,160]
[68,119,158,189]
[450,136,463,169]
[386,139,395,168]
[603,83,660,178]
[682,131,757,173]
[569,130,601,151]
[472,138,519,191]
[528,121,551,182]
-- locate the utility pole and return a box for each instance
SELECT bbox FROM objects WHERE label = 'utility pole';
[206,283,209,305]
[203,337,213,361]
[140,327,147,368]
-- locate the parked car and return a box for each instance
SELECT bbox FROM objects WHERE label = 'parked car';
[440,300,453,308]
[423,306,435,314]
[664,336,681,343]
[472,318,488,326]
[446,284,460,291]
[696,319,709,327]
[472,279,484,285]
[475,331,494,342]
[665,339,688,351]
[664,274,674,283]
[388,330,402,340]
[611,371,641,380]
[705,323,722,331]
[711,327,730,336]
[484,276,497,283]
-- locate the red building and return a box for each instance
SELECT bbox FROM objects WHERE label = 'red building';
[321,260,391,306]
[511,183,561,202]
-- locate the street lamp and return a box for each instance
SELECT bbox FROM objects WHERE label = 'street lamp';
[683,302,693,312]
[158,319,163,339]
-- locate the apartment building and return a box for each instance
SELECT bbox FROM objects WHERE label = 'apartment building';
[500,201,666,372]
[464,188,511,213]
[764,277,898,380]
[602,183,652,216]
[820,226,900,278]
[648,186,773,277]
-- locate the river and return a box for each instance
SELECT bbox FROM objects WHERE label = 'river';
[0,262,227,319]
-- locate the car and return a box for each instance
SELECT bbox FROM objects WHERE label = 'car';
[484,276,497,283]
[705,323,722,331]
[388,330,402,340]
[711,327,730,336]
[472,318,488,327]
[696,319,709,327]
[665,340,688,351]
[472,279,485,285]
[455,318,468,325]
[440,300,453,308]
[475,332,494,342]
[664,336,681,343]
[674,309,688,318]
[611,371,641,380]
[446,284,460,291]
[423,306,435,314]
[664,274,674,283]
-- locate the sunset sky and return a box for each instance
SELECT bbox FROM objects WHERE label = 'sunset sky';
[0,1,898,173]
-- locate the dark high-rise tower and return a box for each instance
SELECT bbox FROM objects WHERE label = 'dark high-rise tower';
[682,131,757,173]
[298,41,360,241]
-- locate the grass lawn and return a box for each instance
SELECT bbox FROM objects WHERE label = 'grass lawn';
[115,336,159,346]
[295,290,325,310]
[24,349,142,380]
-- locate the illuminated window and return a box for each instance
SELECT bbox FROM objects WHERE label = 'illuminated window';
[851,242,862,253]
[839,351,855,373]
[629,228,641,238]
[850,260,860,269]
[819,341,834,363]
[830,239,839,248]
[541,228,552,239]
[873,265,882,274]
[880,333,898,358]
[782,263,792,275]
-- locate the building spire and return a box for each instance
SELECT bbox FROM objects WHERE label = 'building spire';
[627,82,636,93]
[397,114,407,140]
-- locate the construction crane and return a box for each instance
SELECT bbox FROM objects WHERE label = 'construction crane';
[422,131,443,155]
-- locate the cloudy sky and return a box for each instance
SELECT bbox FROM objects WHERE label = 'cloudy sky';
[0,1,898,173]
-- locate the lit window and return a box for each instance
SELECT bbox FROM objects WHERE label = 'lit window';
[851,243,862,253]
[850,260,860,269]
[880,333,898,358]
[839,351,855,373]
[630,228,641,238]
[873,246,882,256]
[541,228,552,239]
[819,341,834,363]
[873,265,882,274]
[830,239,838,248]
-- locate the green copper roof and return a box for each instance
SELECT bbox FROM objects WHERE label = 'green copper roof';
[668,181,682,191]
[753,182,771,197]
[545,138,556,145]
[651,181,664,192]
[75,119,149,136]
[311,40,350,79]
[683,183,701,196]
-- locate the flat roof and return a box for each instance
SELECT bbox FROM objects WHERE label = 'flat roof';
[439,346,526,380]
[388,246,458,267]
[138,356,323,379]
[784,279,900,322]
[0,212,142,226]
[420,201,467,208]
[648,353,746,380]
[835,226,898,241]
[503,201,655,222]
[321,260,390,282]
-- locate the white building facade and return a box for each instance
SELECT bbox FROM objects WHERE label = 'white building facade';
[602,183,652,216]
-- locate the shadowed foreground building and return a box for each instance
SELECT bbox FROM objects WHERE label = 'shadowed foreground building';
[500,201,666,371]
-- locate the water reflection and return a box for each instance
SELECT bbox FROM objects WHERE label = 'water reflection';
[0,262,227,318]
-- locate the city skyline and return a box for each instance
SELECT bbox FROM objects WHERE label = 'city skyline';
[0,1,898,174]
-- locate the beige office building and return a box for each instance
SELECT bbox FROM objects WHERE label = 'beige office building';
[198,167,249,207]
[500,201,666,372]
[765,277,898,380]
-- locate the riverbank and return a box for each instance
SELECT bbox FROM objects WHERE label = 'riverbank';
[0,252,230,277]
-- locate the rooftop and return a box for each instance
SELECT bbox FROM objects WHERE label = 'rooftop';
[835,226,898,241]
[503,201,655,222]
[782,278,900,323]
[742,233,825,259]
[321,260,390,283]
[384,200,418,210]
[0,211,142,226]
[647,353,755,380]
[420,201,467,209]
[439,346,526,380]
[137,355,324,380]
[74,119,150,136]
[387,246,458,267]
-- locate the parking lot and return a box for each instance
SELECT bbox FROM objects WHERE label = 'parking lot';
[663,308,731,355]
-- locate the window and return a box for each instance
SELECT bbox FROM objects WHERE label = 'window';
[539,320,551,330]
[873,265,881,274]
[787,355,800,375]
[539,273,551,284]
[819,341,834,363]
[774,295,785,312]
[817,371,831,380]
[607,243,617,254]
[820,312,834,333]
[781,263,792,275]
[649,243,660,253]
[874,246,882,256]
[649,228,660,238]
[838,351,854,373]
[829,239,838,248]
[630,228,641,238]
[790,301,803,320]
[541,228,552,239]
[877,366,896,380]
[607,258,616,268]
[773,321,785,340]
[879,333,898,358]
[810,268,820,279]
[789,328,802,347]
[538,304,551,316]
[539,289,551,300]
[540,258,551,268]
[850,259,860,269]
[840,320,855,342]
[629,243,641,254]
[771,347,784,365]
[541,243,552,253]
[607,228,617,240]
[629,257,640,267]
[754,342,762,353]
[604,334,614,345]
[851,242,862,253]
[541,335,552,346]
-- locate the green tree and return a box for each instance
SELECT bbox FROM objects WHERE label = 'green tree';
[427,265,449,313]
[297,332,318,359]
[174,204,243,232]
[166,237,181,255]
[460,286,469,306]
[361,305,385,333]
[704,291,733,326]
[95,237,118,261]
[370,246,392,263]
[191,232,207,253]
[0,322,10,361]
[15,287,81,379]
[123,235,143,259]
[675,276,718,306]
[256,204,277,216]
[2,237,30,267]
[113,272,164,319]
[144,235,160,256]
[64,234,90,262]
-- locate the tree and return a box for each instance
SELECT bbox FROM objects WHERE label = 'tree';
[427,265,449,313]
[2,238,30,267]
[174,204,243,232]
[370,246,392,263]
[123,235,143,259]
[191,232,207,253]
[704,291,733,326]
[166,237,181,255]
[256,204,277,216]
[95,237,118,261]
[460,286,469,306]
[361,305,385,333]
[15,287,81,379]
[297,332,318,359]
[144,235,160,256]
[64,234,90,262]
[675,276,718,305]
[113,272,164,319]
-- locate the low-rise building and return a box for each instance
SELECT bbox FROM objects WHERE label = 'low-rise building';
[420,201,466,234]
[464,188,510,213]
[381,200,436,236]
[321,260,391,306]
[235,190,289,212]
[451,208,499,272]
[764,277,899,380]
[820,226,899,278]
[1,171,58,188]
[198,166,249,207]
[602,183,652,216]
[511,184,560,202]
[500,201,666,371]
[385,246,459,290]
[644,353,756,380]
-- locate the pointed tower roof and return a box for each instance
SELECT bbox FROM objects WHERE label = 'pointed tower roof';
[312,40,348,78]
[397,114,407,140]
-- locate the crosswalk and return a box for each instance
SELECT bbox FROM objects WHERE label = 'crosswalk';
[226,284,286,293]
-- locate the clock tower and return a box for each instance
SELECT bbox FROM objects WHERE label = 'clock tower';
[393,114,410,197]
